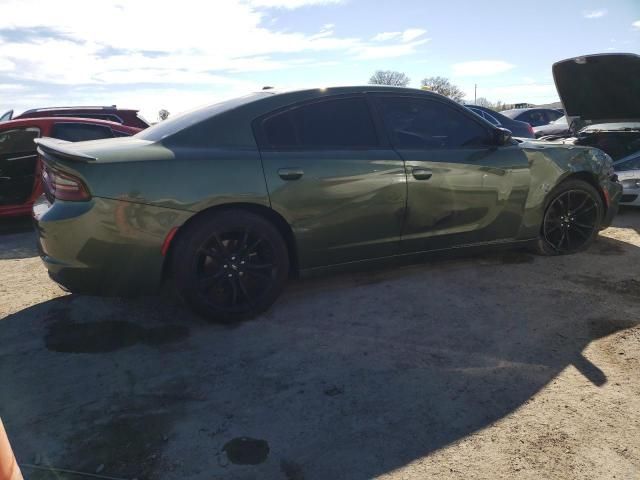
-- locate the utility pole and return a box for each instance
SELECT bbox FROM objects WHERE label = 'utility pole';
[474,83,477,104]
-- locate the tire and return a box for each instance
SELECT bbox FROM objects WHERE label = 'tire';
[534,179,604,256]
[171,210,289,322]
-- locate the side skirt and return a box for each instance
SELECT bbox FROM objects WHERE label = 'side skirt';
[299,238,537,279]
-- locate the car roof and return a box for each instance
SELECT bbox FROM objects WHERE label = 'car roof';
[0,116,140,131]
[19,105,139,114]
[137,86,452,144]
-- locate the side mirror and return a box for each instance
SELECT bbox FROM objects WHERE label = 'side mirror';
[493,127,513,146]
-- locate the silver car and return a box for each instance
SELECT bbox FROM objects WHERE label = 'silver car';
[614,152,640,207]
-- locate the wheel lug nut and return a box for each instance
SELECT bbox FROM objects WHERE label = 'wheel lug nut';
[228,273,233,278]
[223,264,228,268]
[239,272,244,276]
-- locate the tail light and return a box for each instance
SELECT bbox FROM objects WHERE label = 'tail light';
[527,124,534,137]
[42,163,91,201]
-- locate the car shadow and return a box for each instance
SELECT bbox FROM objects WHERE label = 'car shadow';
[0,217,37,260]
[1,230,639,479]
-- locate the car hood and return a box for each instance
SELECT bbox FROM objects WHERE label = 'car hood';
[553,53,640,124]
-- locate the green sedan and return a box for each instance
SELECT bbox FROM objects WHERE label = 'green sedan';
[33,86,621,321]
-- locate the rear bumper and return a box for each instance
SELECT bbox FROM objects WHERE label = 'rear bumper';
[33,195,190,296]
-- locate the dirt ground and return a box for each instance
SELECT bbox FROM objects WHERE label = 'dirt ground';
[0,211,639,480]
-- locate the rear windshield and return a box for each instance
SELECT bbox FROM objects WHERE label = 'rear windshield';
[499,110,519,119]
[136,93,270,142]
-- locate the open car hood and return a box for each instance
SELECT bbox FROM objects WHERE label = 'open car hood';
[553,53,640,125]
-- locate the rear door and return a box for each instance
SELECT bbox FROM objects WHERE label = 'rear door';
[0,127,40,205]
[255,95,407,268]
[371,94,530,253]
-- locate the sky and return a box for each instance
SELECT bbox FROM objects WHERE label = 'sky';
[0,0,639,121]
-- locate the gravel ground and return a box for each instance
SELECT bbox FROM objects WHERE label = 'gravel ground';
[0,211,639,480]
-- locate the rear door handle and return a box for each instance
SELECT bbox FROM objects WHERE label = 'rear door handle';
[278,168,304,181]
[412,168,432,180]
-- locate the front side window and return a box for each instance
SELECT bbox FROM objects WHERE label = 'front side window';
[0,127,40,155]
[260,96,379,149]
[51,123,114,142]
[376,96,491,149]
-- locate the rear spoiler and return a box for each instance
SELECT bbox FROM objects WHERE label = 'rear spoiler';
[35,137,97,162]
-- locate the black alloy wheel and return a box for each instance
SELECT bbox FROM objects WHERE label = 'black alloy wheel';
[172,210,289,322]
[537,180,603,255]
[196,229,277,311]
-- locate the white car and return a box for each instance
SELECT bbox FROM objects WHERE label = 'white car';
[614,152,640,207]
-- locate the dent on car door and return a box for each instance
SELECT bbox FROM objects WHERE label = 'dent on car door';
[256,95,407,268]
[0,127,40,205]
[372,94,530,253]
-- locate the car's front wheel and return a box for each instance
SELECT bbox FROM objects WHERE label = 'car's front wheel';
[535,179,604,255]
[171,210,289,322]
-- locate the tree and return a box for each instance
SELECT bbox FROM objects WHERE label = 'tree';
[158,109,170,121]
[474,97,493,108]
[369,70,410,87]
[420,76,465,102]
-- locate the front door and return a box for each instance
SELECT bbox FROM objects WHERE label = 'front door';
[0,127,40,206]
[372,94,530,253]
[255,95,407,269]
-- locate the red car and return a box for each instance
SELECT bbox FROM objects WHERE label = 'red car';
[3,105,150,129]
[0,117,140,217]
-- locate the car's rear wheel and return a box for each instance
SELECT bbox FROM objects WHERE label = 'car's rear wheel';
[171,210,289,322]
[535,179,603,255]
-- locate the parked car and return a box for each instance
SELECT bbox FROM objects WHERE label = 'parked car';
[500,107,563,127]
[0,117,140,217]
[33,86,621,322]
[3,106,150,129]
[613,151,640,206]
[545,53,640,161]
[465,105,534,138]
[534,116,571,138]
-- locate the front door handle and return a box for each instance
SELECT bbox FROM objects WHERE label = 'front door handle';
[278,168,304,181]
[412,168,433,180]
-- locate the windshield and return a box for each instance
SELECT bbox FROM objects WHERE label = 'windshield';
[136,93,269,142]
[0,109,13,122]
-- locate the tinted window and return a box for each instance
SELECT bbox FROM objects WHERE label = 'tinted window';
[615,155,640,171]
[0,128,39,155]
[546,110,563,122]
[262,97,379,149]
[51,123,114,142]
[521,110,547,127]
[112,129,132,138]
[376,96,491,149]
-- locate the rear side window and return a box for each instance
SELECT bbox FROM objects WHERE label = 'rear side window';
[376,96,491,149]
[260,96,379,149]
[112,129,132,138]
[51,123,115,142]
[521,110,547,127]
[0,128,40,155]
[546,110,563,122]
